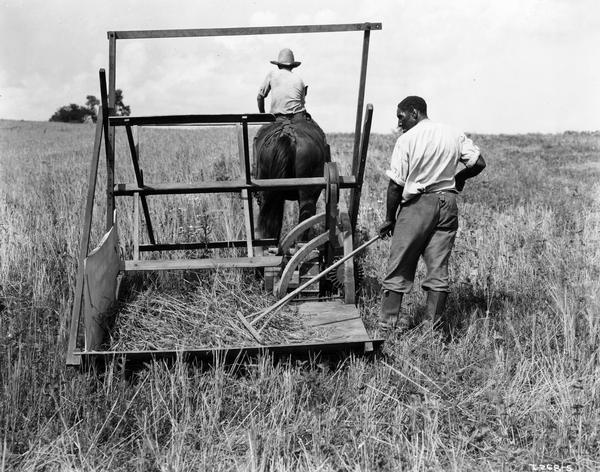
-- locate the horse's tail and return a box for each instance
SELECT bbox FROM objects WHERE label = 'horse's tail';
[268,130,295,179]
[256,128,296,239]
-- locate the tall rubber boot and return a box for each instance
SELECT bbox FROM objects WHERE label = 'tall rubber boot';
[425,291,448,328]
[380,290,404,330]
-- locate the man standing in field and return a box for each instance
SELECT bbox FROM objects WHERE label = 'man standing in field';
[378,96,486,333]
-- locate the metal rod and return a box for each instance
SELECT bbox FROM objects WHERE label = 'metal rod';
[251,235,381,331]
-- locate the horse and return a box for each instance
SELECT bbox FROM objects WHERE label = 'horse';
[254,114,329,242]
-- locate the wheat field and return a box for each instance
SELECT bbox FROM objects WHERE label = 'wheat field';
[1,119,599,471]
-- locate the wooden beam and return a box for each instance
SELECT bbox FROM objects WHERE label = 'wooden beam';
[66,109,104,366]
[110,23,382,40]
[109,113,275,127]
[350,104,373,232]
[352,29,371,165]
[125,125,155,244]
[75,337,384,370]
[138,239,277,252]
[123,255,283,271]
[114,176,358,196]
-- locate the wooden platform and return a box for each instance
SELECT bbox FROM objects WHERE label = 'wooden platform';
[299,301,368,341]
[73,300,383,369]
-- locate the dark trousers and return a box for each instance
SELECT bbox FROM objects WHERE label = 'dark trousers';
[383,192,458,293]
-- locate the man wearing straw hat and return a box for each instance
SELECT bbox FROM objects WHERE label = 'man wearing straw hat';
[253,47,327,183]
[257,48,308,117]
[378,96,486,335]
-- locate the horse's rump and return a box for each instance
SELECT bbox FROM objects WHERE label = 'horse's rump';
[254,115,328,180]
[254,114,328,239]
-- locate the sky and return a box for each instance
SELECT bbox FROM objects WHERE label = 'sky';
[1,0,599,134]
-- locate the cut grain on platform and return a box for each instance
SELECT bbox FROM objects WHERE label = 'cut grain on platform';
[109,272,332,350]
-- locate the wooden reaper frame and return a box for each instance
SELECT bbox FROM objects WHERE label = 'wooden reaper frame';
[67,23,382,368]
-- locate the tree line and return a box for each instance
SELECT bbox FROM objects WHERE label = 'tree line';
[49,90,130,123]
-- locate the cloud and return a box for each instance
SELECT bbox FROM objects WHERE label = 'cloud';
[1,0,599,132]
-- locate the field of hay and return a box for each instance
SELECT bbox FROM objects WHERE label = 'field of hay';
[1,118,599,471]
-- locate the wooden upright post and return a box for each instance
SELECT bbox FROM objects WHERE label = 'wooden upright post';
[349,104,373,232]
[66,107,104,366]
[237,120,255,256]
[352,27,371,166]
[99,69,115,231]
[107,32,117,230]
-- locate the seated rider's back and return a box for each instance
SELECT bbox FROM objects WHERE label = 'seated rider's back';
[258,68,306,115]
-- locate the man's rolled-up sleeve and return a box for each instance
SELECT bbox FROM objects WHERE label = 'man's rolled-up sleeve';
[459,134,480,168]
[385,137,409,186]
[257,73,271,99]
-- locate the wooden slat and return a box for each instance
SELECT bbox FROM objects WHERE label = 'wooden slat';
[110,23,382,40]
[299,302,368,340]
[123,256,283,271]
[114,176,358,196]
[139,239,277,252]
[66,108,104,366]
[110,113,275,127]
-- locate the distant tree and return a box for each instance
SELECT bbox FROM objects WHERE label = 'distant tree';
[114,89,131,116]
[85,95,100,122]
[49,104,94,123]
[49,90,131,123]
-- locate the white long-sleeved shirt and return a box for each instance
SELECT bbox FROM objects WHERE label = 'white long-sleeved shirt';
[386,119,480,203]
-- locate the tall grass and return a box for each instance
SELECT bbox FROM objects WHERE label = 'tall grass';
[1,119,599,470]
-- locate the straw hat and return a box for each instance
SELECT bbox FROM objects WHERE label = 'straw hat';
[270,48,301,68]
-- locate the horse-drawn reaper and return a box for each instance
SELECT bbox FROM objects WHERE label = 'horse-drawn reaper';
[66,22,383,369]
